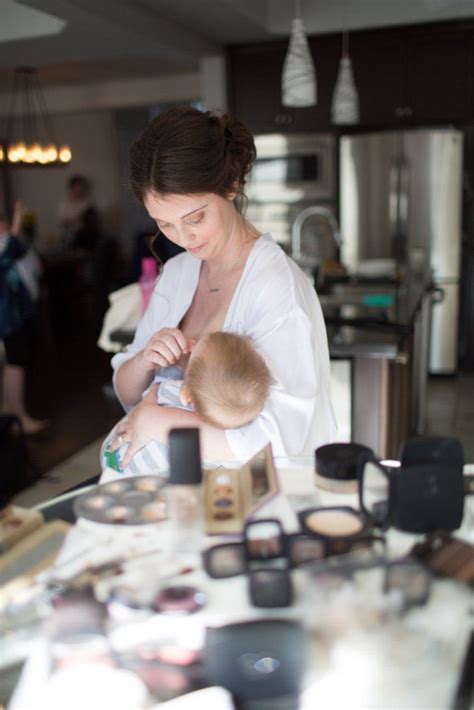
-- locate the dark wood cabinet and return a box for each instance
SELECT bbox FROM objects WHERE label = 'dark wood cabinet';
[349,31,407,127]
[407,26,470,125]
[227,35,339,133]
[227,21,474,132]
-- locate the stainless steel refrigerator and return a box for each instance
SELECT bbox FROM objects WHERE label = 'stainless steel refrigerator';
[339,128,463,374]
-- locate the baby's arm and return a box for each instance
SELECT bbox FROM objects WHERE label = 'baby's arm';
[156,379,192,410]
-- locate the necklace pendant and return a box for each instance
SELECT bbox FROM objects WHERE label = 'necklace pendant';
[209,287,220,293]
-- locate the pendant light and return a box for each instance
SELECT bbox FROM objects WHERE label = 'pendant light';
[282,0,317,107]
[331,31,359,125]
[0,66,72,166]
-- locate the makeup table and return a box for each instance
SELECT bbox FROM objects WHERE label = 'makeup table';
[6,458,474,709]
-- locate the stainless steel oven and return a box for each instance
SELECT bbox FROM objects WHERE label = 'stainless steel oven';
[246,133,336,248]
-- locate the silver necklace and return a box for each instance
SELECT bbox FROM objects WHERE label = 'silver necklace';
[204,246,245,294]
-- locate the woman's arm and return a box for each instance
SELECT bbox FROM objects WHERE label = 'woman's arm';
[114,352,154,409]
[112,398,235,468]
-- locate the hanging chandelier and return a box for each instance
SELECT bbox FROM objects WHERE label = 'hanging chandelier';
[0,66,72,166]
[281,0,317,107]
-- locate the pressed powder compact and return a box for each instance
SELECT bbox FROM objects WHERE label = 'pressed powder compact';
[298,506,371,551]
[204,444,279,535]
[74,476,167,525]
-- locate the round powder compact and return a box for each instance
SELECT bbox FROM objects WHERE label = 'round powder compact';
[298,506,369,540]
[315,443,374,493]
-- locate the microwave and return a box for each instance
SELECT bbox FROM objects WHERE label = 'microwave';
[246,133,336,203]
[246,133,337,247]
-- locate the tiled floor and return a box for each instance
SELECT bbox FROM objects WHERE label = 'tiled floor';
[12,372,474,509]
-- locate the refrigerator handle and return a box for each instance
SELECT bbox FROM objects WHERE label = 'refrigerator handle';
[388,159,399,238]
[432,286,445,304]
[399,156,410,237]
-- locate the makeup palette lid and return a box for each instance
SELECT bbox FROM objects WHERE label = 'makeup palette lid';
[315,443,373,482]
[168,428,202,485]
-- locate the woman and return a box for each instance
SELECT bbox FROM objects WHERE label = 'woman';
[109,106,336,468]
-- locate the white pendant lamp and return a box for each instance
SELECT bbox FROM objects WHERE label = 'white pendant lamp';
[282,0,317,107]
[331,31,359,125]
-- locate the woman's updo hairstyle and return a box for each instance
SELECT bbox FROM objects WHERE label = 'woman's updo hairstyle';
[129,106,256,205]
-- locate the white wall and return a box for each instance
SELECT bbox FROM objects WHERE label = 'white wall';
[11,110,121,250]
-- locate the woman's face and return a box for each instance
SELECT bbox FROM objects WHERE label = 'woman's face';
[143,191,238,261]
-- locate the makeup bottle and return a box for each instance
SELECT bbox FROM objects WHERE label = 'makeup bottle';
[167,428,204,554]
[139,257,158,313]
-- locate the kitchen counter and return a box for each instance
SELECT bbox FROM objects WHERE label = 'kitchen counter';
[319,269,433,457]
[320,269,432,360]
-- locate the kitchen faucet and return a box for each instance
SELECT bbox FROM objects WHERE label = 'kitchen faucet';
[291,206,342,261]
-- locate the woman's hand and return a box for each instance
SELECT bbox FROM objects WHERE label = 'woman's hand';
[138,328,192,371]
[109,385,162,468]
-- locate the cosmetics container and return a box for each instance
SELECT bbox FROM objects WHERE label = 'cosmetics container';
[153,585,206,615]
[167,428,204,554]
[298,505,371,548]
[315,442,373,493]
[410,533,474,584]
[248,567,293,608]
[202,541,246,579]
[204,444,279,535]
[73,476,167,525]
[358,435,466,533]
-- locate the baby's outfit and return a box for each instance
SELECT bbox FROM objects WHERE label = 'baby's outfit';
[100,366,191,481]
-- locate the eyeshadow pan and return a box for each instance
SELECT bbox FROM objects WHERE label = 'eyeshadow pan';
[304,509,364,537]
[214,498,232,508]
[213,511,233,520]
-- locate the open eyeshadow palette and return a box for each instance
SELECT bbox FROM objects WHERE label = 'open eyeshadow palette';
[204,444,279,535]
[73,476,168,526]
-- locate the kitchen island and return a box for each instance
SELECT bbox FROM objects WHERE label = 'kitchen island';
[320,269,433,458]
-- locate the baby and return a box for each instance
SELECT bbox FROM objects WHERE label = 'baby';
[101,332,272,477]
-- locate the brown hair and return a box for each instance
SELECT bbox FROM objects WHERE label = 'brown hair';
[129,105,256,204]
[185,332,272,430]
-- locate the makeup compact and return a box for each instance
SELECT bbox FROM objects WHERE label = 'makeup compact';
[73,476,167,525]
[315,443,374,493]
[204,444,279,535]
[358,435,467,533]
[298,505,372,553]
[202,542,246,579]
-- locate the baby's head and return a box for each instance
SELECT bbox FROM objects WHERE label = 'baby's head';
[182,332,272,430]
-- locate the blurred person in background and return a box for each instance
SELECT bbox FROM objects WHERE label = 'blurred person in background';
[57,174,96,248]
[0,200,49,434]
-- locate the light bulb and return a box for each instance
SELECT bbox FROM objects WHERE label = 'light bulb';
[8,146,20,162]
[45,144,58,162]
[59,145,72,163]
[16,142,27,160]
[0,145,4,161]
[30,142,42,163]
[23,147,35,163]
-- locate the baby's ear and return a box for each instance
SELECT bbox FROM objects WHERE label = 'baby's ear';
[180,384,192,406]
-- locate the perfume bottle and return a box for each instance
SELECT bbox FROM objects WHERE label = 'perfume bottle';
[167,428,204,554]
[139,257,158,313]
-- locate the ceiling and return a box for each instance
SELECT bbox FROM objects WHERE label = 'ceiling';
[1,0,474,90]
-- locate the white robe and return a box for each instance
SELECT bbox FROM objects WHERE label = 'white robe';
[111,233,337,461]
